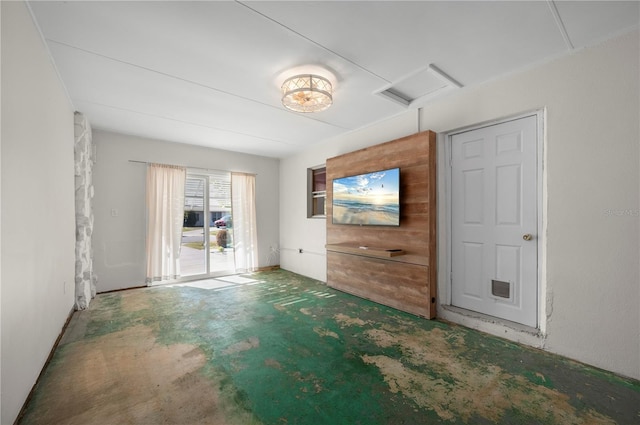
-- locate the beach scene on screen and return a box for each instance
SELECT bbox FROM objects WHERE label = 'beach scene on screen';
[332,168,400,226]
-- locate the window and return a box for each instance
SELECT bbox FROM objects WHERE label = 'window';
[308,166,326,218]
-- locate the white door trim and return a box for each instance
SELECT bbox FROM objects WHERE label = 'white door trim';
[438,109,546,336]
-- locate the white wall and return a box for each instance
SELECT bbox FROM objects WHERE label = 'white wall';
[1,2,76,423]
[280,31,639,380]
[92,130,280,292]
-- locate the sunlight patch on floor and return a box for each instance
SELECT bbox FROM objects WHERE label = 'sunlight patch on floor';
[166,275,264,291]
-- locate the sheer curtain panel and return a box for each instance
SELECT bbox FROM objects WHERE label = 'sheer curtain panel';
[146,164,186,283]
[231,173,258,273]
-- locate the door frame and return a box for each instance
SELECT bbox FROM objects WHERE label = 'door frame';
[180,170,236,281]
[440,109,546,333]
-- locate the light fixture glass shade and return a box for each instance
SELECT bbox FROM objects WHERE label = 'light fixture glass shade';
[281,74,333,113]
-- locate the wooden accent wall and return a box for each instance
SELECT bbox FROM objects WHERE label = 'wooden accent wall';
[326,131,437,318]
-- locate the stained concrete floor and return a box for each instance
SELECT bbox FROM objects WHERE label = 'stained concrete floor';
[19,270,639,424]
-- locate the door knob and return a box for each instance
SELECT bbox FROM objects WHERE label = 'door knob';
[522,234,533,241]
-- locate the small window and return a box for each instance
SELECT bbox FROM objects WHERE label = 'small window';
[308,166,326,218]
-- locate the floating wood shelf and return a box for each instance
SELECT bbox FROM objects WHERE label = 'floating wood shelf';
[326,244,405,258]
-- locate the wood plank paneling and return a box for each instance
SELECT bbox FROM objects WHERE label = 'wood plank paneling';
[326,130,437,318]
[327,253,432,317]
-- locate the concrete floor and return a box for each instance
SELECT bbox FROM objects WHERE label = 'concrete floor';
[19,270,639,424]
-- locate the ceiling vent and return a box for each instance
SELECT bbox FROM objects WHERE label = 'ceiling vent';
[376,64,462,107]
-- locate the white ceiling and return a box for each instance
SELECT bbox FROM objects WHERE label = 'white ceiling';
[28,1,639,158]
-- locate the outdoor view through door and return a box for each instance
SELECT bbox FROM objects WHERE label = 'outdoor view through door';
[181,171,235,277]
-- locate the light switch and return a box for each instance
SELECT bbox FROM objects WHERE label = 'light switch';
[111,209,118,217]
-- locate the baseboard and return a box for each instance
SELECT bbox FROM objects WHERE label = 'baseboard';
[98,284,147,294]
[256,265,280,272]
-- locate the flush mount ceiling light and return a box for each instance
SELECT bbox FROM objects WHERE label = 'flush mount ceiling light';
[281,74,332,113]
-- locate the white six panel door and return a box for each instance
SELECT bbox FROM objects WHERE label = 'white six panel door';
[451,115,538,327]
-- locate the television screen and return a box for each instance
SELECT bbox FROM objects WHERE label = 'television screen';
[332,167,400,226]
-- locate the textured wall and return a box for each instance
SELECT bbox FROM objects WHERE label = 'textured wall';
[74,112,96,309]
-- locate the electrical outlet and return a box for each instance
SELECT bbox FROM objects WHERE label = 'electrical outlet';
[298,248,303,254]
[110,209,119,217]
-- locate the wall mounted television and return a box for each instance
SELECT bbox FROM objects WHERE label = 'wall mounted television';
[332,167,400,226]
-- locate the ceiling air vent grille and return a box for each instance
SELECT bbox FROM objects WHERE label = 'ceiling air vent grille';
[376,64,462,108]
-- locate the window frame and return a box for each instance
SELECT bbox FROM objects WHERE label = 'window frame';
[307,165,326,218]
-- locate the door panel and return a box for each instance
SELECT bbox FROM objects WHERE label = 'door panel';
[182,176,207,277]
[451,115,538,327]
[462,242,484,299]
[181,172,235,278]
[208,172,234,274]
[495,244,520,304]
[463,169,484,224]
[496,164,521,225]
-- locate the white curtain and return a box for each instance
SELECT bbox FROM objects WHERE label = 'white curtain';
[145,164,186,283]
[231,173,258,272]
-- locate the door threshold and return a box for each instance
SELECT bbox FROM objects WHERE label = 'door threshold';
[149,271,239,287]
[439,305,546,349]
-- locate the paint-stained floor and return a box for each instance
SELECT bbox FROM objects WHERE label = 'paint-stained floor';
[19,270,639,424]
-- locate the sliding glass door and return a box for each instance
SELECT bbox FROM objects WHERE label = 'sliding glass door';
[181,171,235,277]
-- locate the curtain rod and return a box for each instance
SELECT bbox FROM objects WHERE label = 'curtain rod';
[128,160,257,176]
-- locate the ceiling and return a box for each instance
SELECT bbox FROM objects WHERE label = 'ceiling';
[28,1,639,158]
